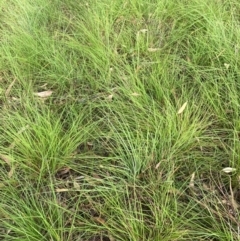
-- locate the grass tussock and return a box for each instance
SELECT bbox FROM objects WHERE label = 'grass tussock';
[1,0,240,240]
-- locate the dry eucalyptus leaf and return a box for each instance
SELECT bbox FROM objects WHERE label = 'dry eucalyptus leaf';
[34,90,53,98]
[148,48,160,52]
[131,92,140,96]
[139,29,148,33]
[93,217,106,225]
[155,162,161,169]
[58,167,70,175]
[222,167,236,173]
[73,180,80,190]
[11,97,19,101]
[224,63,230,69]
[87,142,93,146]
[40,83,48,88]
[106,94,113,101]
[189,172,195,188]
[177,101,188,114]
[56,188,69,193]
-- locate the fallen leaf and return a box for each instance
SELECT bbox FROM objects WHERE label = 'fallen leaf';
[34,90,53,98]
[148,48,160,52]
[202,183,211,191]
[106,94,113,101]
[224,63,230,69]
[139,29,148,33]
[73,180,80,190]
[220,199,228,204]
[57,167,70,175]
[55,188,69,192]
[131,92,140,96]
[177,101,188,114]
[222,167,236,173]
[11,97,19,101]
[92,173,101,179]
[189,172,195,188]
[93,217,106,225]
[75,176,85,180]
[155,162,161,169]
[40,83,48,88]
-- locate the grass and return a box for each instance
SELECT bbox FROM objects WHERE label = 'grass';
[1,0,240,240]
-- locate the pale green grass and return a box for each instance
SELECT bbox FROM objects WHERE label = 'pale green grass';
[1,0,240,240]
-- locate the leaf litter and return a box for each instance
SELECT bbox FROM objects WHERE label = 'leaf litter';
[0,154,15,178]
[34,90,53,98]
[177,101,188,114]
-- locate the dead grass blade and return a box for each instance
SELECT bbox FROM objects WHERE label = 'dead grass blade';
[0,154,11,166]
[5,78,16,97]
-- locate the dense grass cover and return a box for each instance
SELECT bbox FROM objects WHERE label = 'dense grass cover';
[1,0,240,240]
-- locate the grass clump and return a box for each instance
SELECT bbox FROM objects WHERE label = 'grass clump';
[0,102,95,176]
[1,0,240,240]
